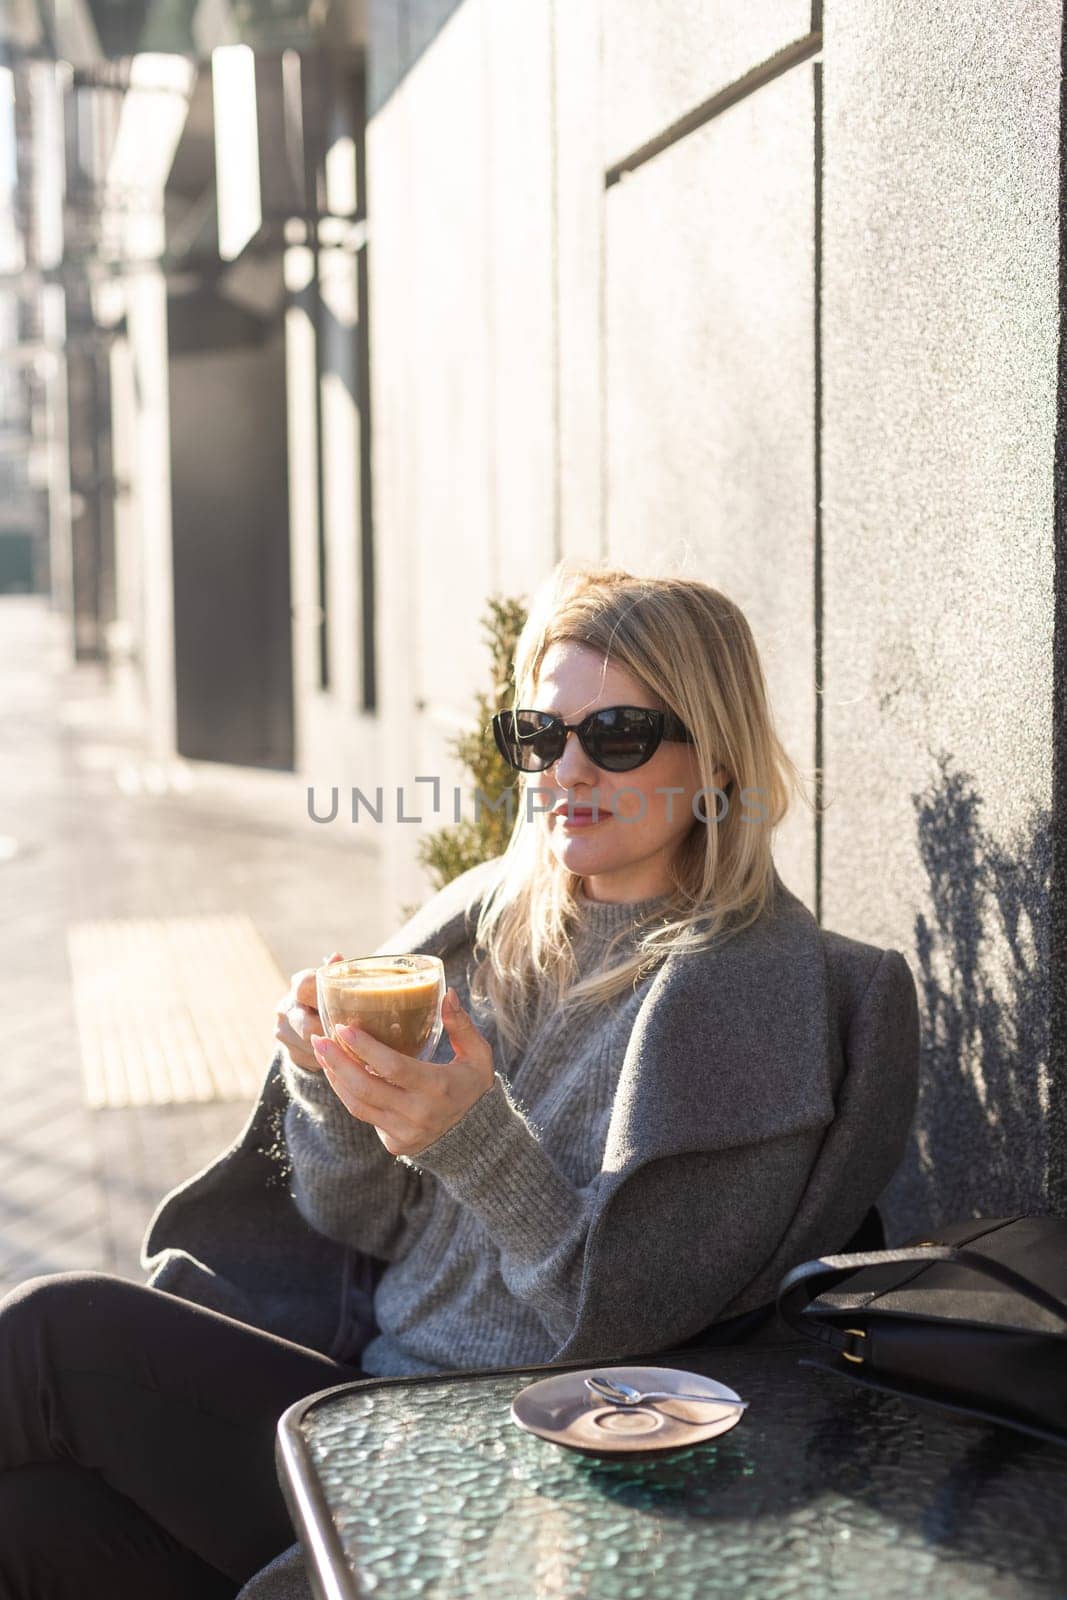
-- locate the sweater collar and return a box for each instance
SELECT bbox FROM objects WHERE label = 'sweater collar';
[572,885,674,935]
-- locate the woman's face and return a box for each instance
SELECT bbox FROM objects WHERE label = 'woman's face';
[529,641,726,904]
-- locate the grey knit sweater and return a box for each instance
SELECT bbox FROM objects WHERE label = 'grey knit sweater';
[281,888,671,1376]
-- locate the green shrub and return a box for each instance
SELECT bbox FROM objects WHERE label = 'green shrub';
[397,593,527,921]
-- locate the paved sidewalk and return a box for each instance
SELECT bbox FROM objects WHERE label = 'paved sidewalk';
[0,596,387,1294]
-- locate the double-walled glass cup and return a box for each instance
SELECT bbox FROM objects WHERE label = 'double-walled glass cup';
[316,954,446,1065]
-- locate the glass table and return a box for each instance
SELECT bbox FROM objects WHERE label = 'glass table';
[276,1341,1067,1600]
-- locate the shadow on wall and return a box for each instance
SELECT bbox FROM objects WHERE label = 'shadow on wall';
[883,752,1050,1240]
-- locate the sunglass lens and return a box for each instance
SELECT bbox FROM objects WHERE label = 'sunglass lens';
[494,711,560,770]
[588,708,657,771]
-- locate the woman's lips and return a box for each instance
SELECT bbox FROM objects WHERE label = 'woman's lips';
[554,808,608,828]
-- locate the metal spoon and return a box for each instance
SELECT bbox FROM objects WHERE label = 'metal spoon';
[584,1375,749,1410]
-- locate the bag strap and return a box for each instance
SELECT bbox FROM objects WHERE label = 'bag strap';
[776,1242,1067,1360]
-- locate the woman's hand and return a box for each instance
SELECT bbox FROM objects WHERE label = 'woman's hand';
[309,989,496,1157]
[273,952,345,1072]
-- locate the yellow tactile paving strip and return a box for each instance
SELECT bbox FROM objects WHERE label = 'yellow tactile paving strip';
[67,913,285,1107]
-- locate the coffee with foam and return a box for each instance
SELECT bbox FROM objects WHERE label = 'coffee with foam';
[317,956,445,1060]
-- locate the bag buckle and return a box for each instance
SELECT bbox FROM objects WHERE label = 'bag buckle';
[841,1327,867,1364]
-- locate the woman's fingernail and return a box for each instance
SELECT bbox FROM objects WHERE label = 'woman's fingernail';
[338,1023,363,1044]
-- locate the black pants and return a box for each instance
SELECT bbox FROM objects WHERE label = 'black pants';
[0,1272,366,1599]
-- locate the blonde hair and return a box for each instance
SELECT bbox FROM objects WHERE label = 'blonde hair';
[467,561,817,1056]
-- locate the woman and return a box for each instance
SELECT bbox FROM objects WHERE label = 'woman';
[0,562,920,1598]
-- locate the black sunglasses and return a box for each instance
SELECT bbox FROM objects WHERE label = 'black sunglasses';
[491,705,693,774]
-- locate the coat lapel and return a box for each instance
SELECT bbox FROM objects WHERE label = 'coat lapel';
[600,871,835,1181]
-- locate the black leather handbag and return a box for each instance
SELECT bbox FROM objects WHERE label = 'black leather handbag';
[775,1215,1067,1448]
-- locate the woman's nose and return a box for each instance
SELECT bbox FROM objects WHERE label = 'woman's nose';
[552,729,599,790]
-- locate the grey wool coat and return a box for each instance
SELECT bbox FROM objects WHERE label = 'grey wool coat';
[140,856,921,1600]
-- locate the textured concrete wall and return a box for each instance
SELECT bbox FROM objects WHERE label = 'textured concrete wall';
[604,0,809,165]
[366,0,570,912]
[368,0,497,914]
[604,62,817,904]
[821,0,1060,1234]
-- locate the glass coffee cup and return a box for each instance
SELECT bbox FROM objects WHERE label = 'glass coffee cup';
[316,954,446,1066]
